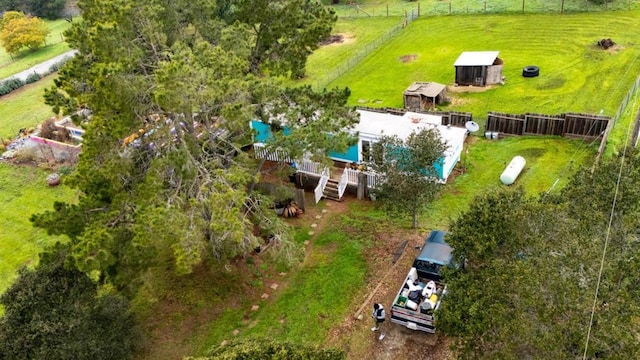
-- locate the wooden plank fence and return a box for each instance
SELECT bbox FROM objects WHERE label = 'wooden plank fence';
[563,113,609,138]
[524,113,564,136]
[486,112,525,135]
[486,111,610,139]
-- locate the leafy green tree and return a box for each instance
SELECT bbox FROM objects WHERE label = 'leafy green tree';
[28,0,67,19]
[34,0,350,293]
[0,245,141,360]
[439,149,640,359]
[0,0,67,19]
[193,337,345,359]
[225,0,337,78]
[0,11,49,54]
[368,128,447,229]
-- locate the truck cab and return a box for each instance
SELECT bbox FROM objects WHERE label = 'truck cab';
[390,230,453,333]
[412,230,453,282]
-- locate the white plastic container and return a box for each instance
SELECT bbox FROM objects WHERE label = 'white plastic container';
[406,299,418,310]
[500,156,526,185]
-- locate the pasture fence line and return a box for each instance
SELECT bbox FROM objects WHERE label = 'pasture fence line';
[313,11,419,91]
[329,0,640,18]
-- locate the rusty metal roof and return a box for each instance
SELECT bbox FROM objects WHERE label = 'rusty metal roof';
[403,82,447,97]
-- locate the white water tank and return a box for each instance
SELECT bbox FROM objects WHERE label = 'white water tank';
[500,156,526,185]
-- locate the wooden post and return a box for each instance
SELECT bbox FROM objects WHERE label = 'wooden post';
[357,172,367,200]
[386,4,389,16]
[295,188,306,211]
[418,2,421,17]
[522,0,525,12]
[450,1,452,15]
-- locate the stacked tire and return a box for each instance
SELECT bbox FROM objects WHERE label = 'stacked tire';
[522,66,539,78]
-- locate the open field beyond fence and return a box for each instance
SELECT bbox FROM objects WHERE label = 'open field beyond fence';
[306,11,640,138]
[323,0,640,17]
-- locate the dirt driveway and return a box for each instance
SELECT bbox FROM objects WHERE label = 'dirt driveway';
[311,199,455,360]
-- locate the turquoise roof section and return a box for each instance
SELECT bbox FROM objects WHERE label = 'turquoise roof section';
[251,120,290,143]
[251,120,272,142]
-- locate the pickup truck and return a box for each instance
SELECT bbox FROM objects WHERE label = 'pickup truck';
[389,230,453,333]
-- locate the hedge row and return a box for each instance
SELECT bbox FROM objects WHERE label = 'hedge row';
[0,58,71,96]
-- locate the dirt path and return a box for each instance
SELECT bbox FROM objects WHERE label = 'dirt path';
[314,196,454,360]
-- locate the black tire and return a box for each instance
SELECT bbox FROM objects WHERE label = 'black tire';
[522,65,539,78]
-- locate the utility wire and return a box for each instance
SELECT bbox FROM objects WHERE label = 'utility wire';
[582,71,639,359]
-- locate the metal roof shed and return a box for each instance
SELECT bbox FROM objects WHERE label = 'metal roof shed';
[454,51,503,87]
[403,82,448,111]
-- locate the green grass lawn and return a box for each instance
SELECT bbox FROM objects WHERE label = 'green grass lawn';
[323,0,639,17]
[196,228,369,352]
[425,135,596,229]
[0,75,57,140]
[0,19,72,80]
[282,17,402,89]
[0,163,77,299]
[320,12,640,125]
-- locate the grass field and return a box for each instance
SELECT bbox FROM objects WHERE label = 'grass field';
[317,12,640,125]
[284,17,403,89]
[428,136,595,228]
[0,163,76,299]
[0,75,57,140]
[323,0,640,17]
[196,228,369,351]
[0,19,72,80]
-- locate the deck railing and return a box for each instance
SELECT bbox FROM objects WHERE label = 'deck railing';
[314,168,330,203]
[253,143,293,163]
[338,170,348,199]
[296,159,328,176]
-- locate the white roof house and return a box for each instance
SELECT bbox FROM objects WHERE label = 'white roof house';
[337,109,467,182]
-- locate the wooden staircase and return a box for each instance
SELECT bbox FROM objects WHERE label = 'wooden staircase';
[322,178,341,202]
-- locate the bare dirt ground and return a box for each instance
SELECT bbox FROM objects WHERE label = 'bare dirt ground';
[319,33,356,47]
[317,198,454,360]
[399,54,418,63]
[447,84,496,93]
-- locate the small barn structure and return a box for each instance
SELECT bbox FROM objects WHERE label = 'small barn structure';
[403,82,448,111]
[454,51,503,87]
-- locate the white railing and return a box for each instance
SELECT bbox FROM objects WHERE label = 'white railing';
[343,167,379,189]
[314,168,330,204]
[366,172,380,189]
[338,169,348,199]
[343,168,360,185]
[253,143,293,163]
[297,159,326,176]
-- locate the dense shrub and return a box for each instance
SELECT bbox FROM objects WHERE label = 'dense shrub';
[0,77,25,95]
[0,0,68,20]
[0,56,71,96]
[25,71,42,84]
